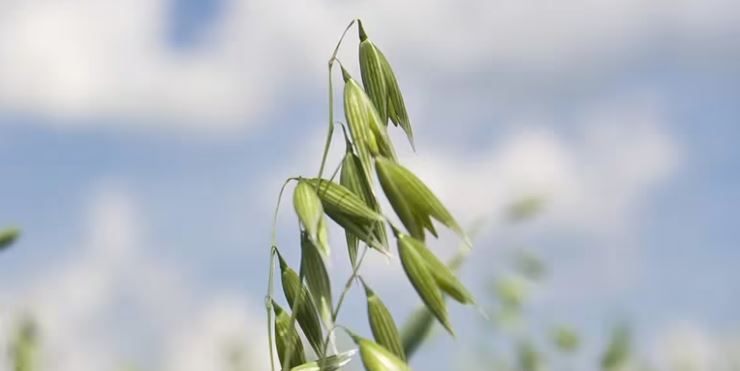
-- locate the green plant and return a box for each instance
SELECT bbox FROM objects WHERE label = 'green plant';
[0,227,20,251]
[264,20,477,371]
[9,317,38,371]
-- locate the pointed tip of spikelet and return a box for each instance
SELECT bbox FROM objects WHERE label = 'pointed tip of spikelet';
[358,19,368,41]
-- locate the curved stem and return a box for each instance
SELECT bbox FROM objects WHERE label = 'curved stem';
[318,245,369,363]
[265,178,295,371]
[317,20,356,178]
[316,75,335,179]
[333,245,368,320]
[271,178,297,245]
[330,20,356,65]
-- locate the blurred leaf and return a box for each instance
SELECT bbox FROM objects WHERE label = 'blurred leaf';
[493,305,522,330]
[400,305,436,359]
[9,317,38,371]
[493,276,527,310]
[518,341,542,371]
[550,325,580,353]
[225,341,249,371]
[0,227,20,251]
[601,323,631,370]
[513,250,547,281]
[506,197,545,223]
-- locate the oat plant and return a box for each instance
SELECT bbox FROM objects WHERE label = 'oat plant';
[265,20,477,371]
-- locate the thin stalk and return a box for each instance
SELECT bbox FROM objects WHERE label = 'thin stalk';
[316,221,377,365]
[271,178,297,245]
[266,178,295,371]
[281,264,308,371]
[317,20,356,178]
[265,247,277,371]
[333,245,369,321]
[318,245,370,364]
[328,158,343,183]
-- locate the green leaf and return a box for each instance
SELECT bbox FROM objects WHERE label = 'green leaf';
[323,207,387,253]
[342,68,396,181]
[399,305,435,359]
[358,20,414,149]
[376,162,424,240]
[278,254,324,354]
[507,196,545,223]
[359,36,388,124]
[362,279,406,361]
[9,317,37,371]
[273,301,307,369]
[0,227,20,250]
[518,341,542,371]
[397,232,453,335]
[293,181,324,245]
[315,217,330,257]
[601,324,631,370]
[493,276,527,310]
[348,332,411,371]
[307,179,383,223]
[376,158,467,244]
[514,250,547,281]
[380,49,414,148]
[299,232,333,327]
[402,235,474,304]
[340,147,389,262]
[551,325,580,353]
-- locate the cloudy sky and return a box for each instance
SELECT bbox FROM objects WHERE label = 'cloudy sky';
[1,0,739,370]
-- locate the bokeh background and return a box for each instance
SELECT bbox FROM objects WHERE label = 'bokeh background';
[1,0,739,370]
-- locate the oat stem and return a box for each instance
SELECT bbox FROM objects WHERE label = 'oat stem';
[318,245,370,365]
[265,178,296,371]
[317,20,356,178]
[333,245,369,320]
[265,246,278,371]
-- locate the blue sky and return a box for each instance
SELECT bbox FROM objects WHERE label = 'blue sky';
[0,0,739,370]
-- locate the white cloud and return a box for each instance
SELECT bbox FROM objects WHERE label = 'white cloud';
[650,322,740,371]
[0,0,736,130]
[0,181,270,371]
[161,296,271,371]
[0,0,268,131]
[403,94,678,236]
[0,183,145,370]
